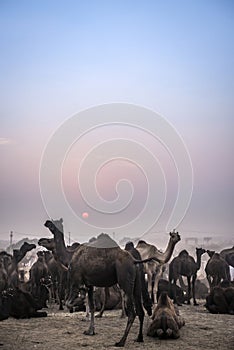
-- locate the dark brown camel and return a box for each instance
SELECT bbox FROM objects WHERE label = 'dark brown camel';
[44,218,76,266]
[29,251,49,305]
[205,280,234,314]
[220,246,234,268]
[124,241,152,315]
[66,232,158,347]
[42,220,81,310]
[0,258,8,292]
[205,252,230,290]
[169,247,206,305]
[43,250,61,302]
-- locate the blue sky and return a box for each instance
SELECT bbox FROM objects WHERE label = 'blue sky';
[0,1,233,245]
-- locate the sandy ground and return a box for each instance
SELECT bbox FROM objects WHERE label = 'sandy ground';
[0,301,233,350]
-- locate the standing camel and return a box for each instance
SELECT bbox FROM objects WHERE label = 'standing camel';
[205,252,230,290]
[66,233,157,347]
[169,247,206,305]
[220,246,234,268]
[136,230,181,303]
[0,258,8,292]
[44,218,75,266]
[42,220,80,310]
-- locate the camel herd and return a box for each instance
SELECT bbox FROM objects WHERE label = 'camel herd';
[0,219,234,346]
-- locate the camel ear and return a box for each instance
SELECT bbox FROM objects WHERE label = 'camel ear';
[60,218,63,223]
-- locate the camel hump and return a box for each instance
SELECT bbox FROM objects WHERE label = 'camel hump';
[137,240,147,245]
[87,233,119,248]
[179,249,188,257]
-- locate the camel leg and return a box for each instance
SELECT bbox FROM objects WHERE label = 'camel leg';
[96,287,109,318]
[172,279,182,306]
[147,273,153,302]
[85,294,90,319]
[58,272,66,310]
[115,294,136,347]
[206,274,212,292]
[187,277,191,305]
[192,274,198,305]
[134,274,144,343]
[84,286,95,335]
[120,289,126,318]
[152,266,163,304]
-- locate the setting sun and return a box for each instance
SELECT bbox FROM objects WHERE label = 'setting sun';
[82,212,89,219]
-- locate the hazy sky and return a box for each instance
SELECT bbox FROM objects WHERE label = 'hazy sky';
[1,1,233,245]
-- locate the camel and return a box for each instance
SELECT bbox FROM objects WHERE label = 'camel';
[0,258,8,293]
[205,281,234,314]
[124,241,152,316]
[43,250,61,301]
[44,219,80,266]
[29,251,50,307]
[38,237,56,253]
[65,232,158,347]
[43,219,81,310]
[205,253,230,290]
[157,278,185,305]
[43,221,125,318]
[0,251,12,274]
[6,242,36,288]
[0,287,48,320]
[220,246,234,268]
[169,247,206,305]
[136,231,181,302]
[147,291,185,339]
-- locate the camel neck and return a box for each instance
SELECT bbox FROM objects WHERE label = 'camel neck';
[196,252,203,270]
[157,239,176,264]
[54,230,70,266]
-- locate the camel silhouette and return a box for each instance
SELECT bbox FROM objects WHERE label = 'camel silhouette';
[65,232,157,347]
[136,231,181,302]
[169,247,206,305]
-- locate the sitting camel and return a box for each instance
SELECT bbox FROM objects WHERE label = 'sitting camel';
[66,232,158,347]
[205,252,230,290]
[6,242,36,288]
[136,230,181,303]
[147,291,185,339]
[205,280,234,314]
[169,247,206,305]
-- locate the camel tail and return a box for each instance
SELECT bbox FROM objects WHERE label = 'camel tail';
[140,272,152,316]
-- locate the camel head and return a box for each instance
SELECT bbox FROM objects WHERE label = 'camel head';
[196,247,206,256]
[38,237,55,251]
[36,251,45,261]
[169,231,181,244]
[20,242,36,255]
[44,218,63,234]
[125,241,134,251]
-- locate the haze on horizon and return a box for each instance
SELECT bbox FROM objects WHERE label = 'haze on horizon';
[0,1,233,246]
